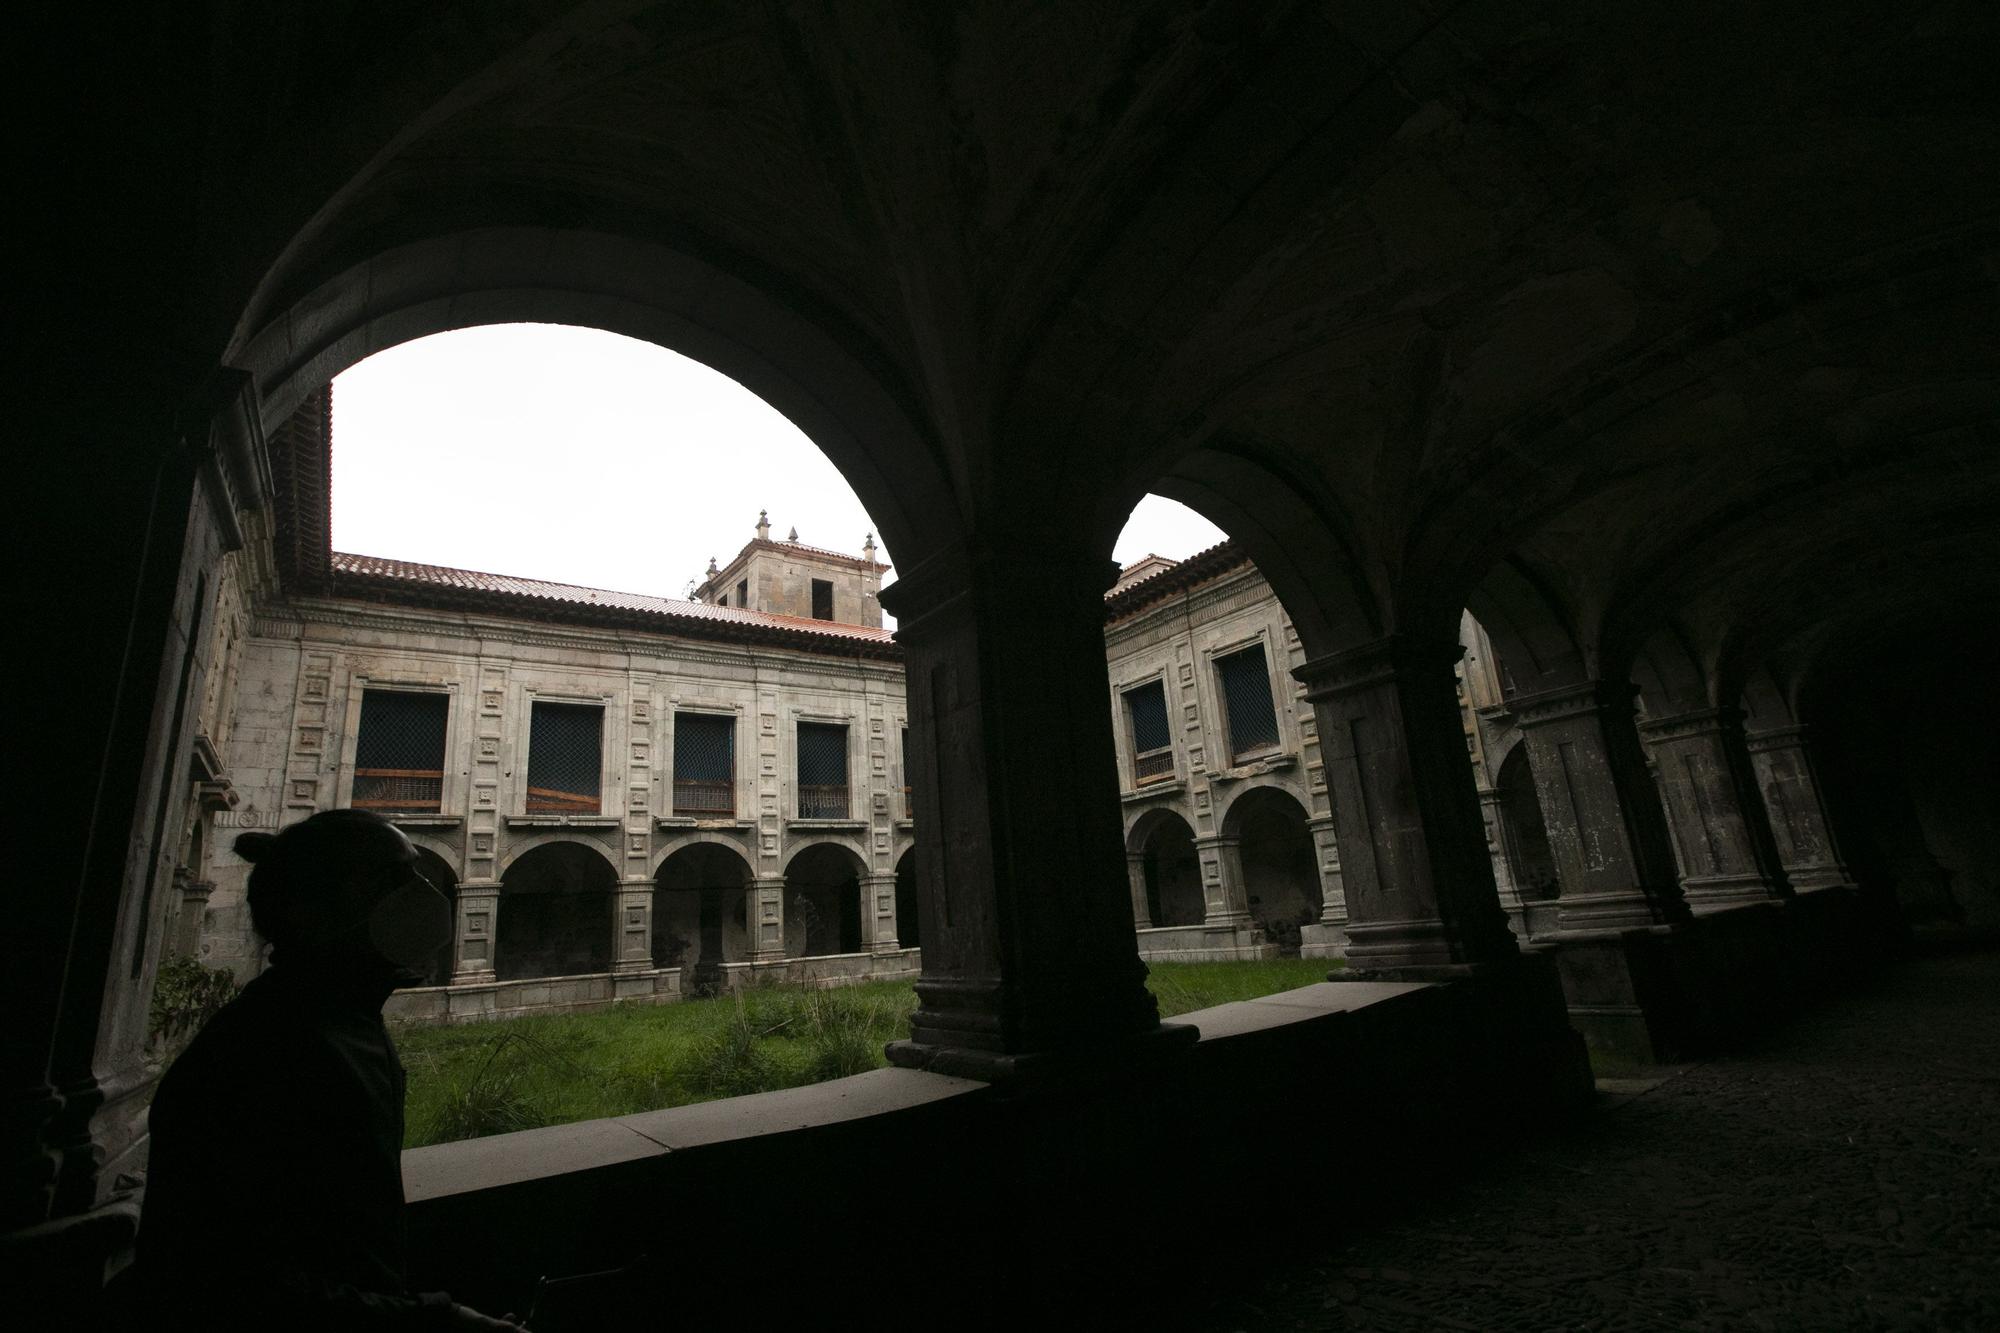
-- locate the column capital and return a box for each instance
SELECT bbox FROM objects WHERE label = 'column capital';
[1510,679,1640,729]
[1191,833,1241,852]
[1294,635,1464,702]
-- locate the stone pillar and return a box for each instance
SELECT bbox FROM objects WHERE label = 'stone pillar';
[1477,788,1530,933]
[174,877,214,960]
[1295,636,1517,971]
[612,877,654,974]
[1306,815,1347,930]
[860,872,900,953]
[1744,724,1853,892]
[1512,681,1691,933]
[879,541,1186,1079]
[748,874,787,962]
[453,880,500,983]
[1126,852,1153,930]
[1639,707,1793,912]
[1192,834,1250,927]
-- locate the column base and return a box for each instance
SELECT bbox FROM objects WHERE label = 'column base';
[1298,919,1348,959]
[1683,872,1791,913]
[1342,914,1519,971]
[885,1019,1198,1086]
[452,968,498,986]
[1553,889,1686,934]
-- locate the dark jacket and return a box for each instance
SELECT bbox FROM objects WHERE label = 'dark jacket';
[140,961,454,1328]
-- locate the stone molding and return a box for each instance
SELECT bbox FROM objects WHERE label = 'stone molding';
[1637,706,1745,741]
[1295,635,1465,702]
[1744,722,1813,753]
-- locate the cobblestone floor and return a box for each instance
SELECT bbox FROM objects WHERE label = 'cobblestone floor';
[1195,948,2000,1331]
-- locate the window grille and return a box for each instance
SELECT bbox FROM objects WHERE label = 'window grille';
[1217,643,1281,761]
[673,712,735,815]
[797,721,849,818]
[901,725,913,819]
[352,690,447,812]
[1125,681,1174,784]
[526,701,602,813]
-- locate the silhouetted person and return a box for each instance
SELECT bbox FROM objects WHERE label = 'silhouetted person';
[140,809,522,1329]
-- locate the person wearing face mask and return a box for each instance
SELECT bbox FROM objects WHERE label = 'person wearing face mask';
[138,809,524,1330]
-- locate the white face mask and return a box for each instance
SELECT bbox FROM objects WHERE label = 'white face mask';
[365,876,454,970]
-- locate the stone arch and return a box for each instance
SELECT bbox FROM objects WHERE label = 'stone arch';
[1494,746,1560,904]
[651,829,758,877]
[496,840,617,982]
[1219,784,1321,953]
[653,842,754,990]
[783,842,865,958]
[498,830,619,879]
[893,847,919,951]
[1464,559,1594,701]
[230,228,959,566]
[1631,620,1715,717]
[403,845,459,989]
[1130,808,1202,929]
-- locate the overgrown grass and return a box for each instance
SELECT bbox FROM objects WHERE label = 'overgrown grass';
[397,959,1339,1148]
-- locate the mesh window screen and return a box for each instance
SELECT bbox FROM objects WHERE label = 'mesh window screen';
[797,722,849,817]
[673,713,735,814]
[1217,644,1281,759]
[527,702,603,812]
[1126,681,1170,752]
[353,690,447,811]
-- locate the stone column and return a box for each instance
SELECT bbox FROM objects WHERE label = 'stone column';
[748,874,787,962]
[1294,636,1517,971]
[1639,707,1792,911]
[1192,834,1250,927]
[1126,852,1153,930]
[879,541,1186,1080]
[453,879,500,983]
[860,872,900,953]
[1512,681,1691,933]
[174,878,215,959]
[612,877,654,974]
[1744,724,1853,892]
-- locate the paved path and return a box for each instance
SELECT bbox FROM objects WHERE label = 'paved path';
[1194,948,2000,1331]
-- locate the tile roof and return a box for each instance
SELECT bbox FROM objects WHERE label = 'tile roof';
[1103,539,1253,618]
[327,552,899,655]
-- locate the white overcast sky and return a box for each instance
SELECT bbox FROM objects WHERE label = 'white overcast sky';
[330,324,1226,612]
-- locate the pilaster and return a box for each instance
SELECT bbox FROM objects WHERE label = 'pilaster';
[1191,834,1250,927]
[1744,723,1853,892]
[860,872,900,953]
[749,874,787,963]
[612,878,654,975]
[1125,853,1153,930]
[1295,635,1517,972]
[1511,680,1690,933]
[1639,707,1792,912]
[453,879,500,983]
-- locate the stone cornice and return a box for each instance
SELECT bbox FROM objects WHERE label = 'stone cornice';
[251,601,906,684]
[1510,679,1640,729]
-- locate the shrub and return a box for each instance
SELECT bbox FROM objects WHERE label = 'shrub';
[148,954,239,1049]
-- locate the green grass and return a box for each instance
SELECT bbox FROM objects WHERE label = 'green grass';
[396,959,1340,1148]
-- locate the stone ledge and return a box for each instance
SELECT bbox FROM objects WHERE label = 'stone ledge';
[1120,778,1185,802]
[502,814,621,828]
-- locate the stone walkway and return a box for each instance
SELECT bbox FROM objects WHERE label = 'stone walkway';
[1192,948,2000,1331]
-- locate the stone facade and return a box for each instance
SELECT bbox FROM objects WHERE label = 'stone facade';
[193,530,919,1022]
[1104,548,1346,961]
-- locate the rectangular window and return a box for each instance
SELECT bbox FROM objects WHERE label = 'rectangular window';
[811,578,834,621]
[526,701,603,813]
[1217,643,1281,762]
[796,721,849,818]
[673,712,735,816]
[1125,680,1174,785]
[737,579,748,607]
[352,689,448,812]
[901,725,913,819]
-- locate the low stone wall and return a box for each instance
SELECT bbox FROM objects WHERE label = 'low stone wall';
[385,948,923,1026]
[401,956,1592,1326]
[1135,923,1278,962]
